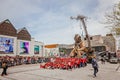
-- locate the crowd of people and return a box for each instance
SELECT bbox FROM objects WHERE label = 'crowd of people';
[40,57,87,70]
[0,55,50,68]
[0,55,98,77]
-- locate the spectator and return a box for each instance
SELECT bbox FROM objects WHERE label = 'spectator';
[91,56,99,77]
[1,60,8,76]
[101,57,105,64]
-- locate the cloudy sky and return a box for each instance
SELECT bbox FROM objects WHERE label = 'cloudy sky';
[0,0,119,44]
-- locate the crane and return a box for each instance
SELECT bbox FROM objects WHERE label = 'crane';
[70,15,94,62]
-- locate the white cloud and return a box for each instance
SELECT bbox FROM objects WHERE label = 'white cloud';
[33,25,75,44]
[87,19,110,35]
[92,0,119,20]
[0,0,42,21]
[85,0,120,36]
[0,0,119,44]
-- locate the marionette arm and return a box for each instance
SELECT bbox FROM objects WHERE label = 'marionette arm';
[77,41,86,51]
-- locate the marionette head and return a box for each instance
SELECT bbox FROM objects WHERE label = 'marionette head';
[74,34,81,43]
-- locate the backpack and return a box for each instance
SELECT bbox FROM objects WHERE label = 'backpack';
[2,63,6,68]
[92,59,98,68]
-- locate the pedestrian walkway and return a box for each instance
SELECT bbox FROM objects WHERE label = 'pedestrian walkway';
[0,62,120,80]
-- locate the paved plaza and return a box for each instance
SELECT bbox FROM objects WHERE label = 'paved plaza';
[0,62,120,80]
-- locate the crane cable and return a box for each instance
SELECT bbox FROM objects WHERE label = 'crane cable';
[79,21,84,40]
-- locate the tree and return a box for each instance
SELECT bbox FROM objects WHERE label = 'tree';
[105,2,120,35]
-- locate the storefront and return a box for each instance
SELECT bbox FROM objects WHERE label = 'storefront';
[45,44,59,57]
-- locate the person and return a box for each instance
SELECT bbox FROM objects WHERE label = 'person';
[101,57,105,64]
[4,40,13,53]
[91,56,99,77]
[1,61,8,76]
[70,34,86,58]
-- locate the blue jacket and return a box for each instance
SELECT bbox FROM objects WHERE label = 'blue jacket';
[91,58,98,68]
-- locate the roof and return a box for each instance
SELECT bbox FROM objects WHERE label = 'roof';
[0,19,17,37]
[17,27,28,33]
[45,44,58,48]
[0,19,16,30]
[17,27,31,41]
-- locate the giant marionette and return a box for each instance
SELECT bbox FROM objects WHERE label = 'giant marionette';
[70,34,86,58]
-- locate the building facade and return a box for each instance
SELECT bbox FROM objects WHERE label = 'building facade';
[84,34,116,52]
[44,44,73,57]
[0,19,44,56]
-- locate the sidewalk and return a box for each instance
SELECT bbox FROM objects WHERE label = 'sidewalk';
[0,62,120,80]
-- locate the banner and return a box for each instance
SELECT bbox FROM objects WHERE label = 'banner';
[34,45,39,54]
[20,41,29,54]
[0,37,14,53]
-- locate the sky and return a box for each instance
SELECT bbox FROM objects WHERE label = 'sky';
[0,0,119,44]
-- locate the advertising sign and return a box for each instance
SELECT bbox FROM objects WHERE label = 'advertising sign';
[20,42,29,54]
[0,37,14,53]
[34,45,39,54]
